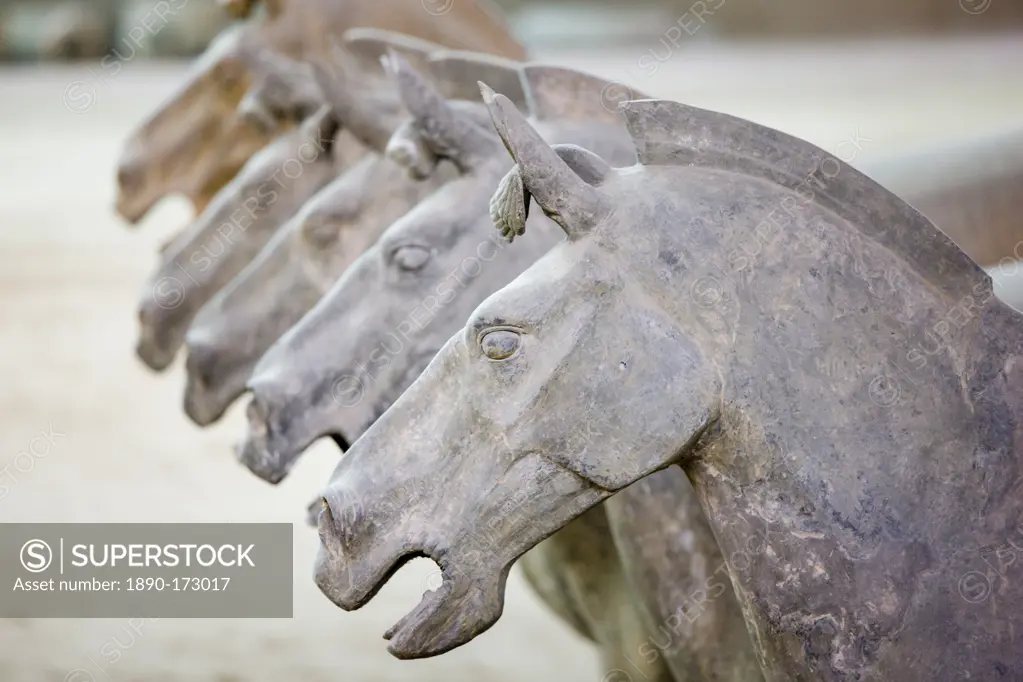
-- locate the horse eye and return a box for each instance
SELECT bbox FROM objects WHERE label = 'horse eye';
[393,245,431,271]
[480,329,521,361]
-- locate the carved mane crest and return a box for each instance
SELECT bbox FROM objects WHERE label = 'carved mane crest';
[425,50,527,111]
[620,98,987,298]
[522,65,650,125]
[341,28,446,76]
[218,0,258,19]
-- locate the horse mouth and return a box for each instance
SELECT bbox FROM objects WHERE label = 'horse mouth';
[115,190,158,225]
[135,335,176,372]
[182,376,231,427]
[329,432,350,452]
[384,574,463,657]
[313,498,504,660]
[383,552,504,659]
[234,434,289,484]
[314,540,476,658]
[236,396,291,484]
[313,503,430,611]
[182,348,250,427]
[237,393,352,483]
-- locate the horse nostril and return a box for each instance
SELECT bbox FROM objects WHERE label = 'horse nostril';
[117,162,142,192]
[317,494,342,553]
[318,489,361,550]
[244,393,272,439]
[185,341,221,388]
[318,497,331,523]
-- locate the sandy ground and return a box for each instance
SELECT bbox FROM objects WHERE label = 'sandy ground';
[0,36,1022,682]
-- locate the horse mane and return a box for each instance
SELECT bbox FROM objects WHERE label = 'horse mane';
[341,28,446,76]
[462,0,521,35]
[218,0,258,19]
[620,98,988,300]
[424,50,527,111]
[521,65,650,125]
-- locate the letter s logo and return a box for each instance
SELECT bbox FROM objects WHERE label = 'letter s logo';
[20,539,52,573]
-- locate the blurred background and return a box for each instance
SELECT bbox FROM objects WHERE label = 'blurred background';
[1,1,1021,681]
[3,0,1023,59]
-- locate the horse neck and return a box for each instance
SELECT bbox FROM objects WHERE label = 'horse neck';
[581,161,1023,678]
[685,288,1023,679]
[675,180,1023,676]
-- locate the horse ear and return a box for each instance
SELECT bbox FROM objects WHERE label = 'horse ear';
[237,90,277,132]
[298,105,341,157]
[553,144,612,185]
[490,144,610,243]
[309,41,405,153]
[480,83,611,238]
[157,228,185,256]
[385,119,441,180]
[383,51,502,171]
[238,50,323,129]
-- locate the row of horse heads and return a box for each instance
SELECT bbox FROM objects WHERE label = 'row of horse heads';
[118,3,1023,680]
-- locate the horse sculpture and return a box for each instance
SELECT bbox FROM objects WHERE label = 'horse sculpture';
[236,52,548,482]
[178,35,512,427]
[314,87,1023,681]
[242,55,762,681]
[114,0,524,225]
[133,30,447,376]
[134,107,355,373]
[115,24,267,224]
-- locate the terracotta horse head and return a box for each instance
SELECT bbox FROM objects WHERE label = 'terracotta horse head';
[177,31,464,426]
[238,57,636,485]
